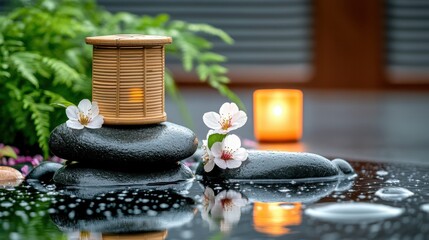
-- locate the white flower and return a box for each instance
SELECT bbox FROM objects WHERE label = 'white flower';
[66,99,104,129]
[203,102,247,134]
[210,190,248,232]
[202,130,216,172]
[211,134,248,170]
[203,187,215,213]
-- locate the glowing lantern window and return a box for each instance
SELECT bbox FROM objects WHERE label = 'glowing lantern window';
[86,34,172,125]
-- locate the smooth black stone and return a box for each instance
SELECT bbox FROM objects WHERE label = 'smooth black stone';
[49,122,198,167]
[53,162,194,187]
[332,158,355,175]
[196,150,355,180]
[26,161,63,182]
[50,189,195,233]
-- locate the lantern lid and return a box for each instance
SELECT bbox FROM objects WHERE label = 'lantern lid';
[85,34,172,47]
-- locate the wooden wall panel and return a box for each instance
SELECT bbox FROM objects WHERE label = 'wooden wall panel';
[312,0,385,89]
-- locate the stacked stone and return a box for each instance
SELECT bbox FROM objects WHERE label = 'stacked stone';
[49,122,197,187]
[46,35,198,187]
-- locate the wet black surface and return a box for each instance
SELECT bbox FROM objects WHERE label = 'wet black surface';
[1,159,429,240]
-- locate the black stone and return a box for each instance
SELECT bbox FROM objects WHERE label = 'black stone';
[196,150,355,181]
[49,122,198,167]
[26,161,63,182]
[332,158,355,175]
[50,189,195,233]
[53,162,194,187]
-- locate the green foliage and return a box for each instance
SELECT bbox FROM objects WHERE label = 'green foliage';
[0,145,17,159]
[208,133,227,150]
[0,0,242,157]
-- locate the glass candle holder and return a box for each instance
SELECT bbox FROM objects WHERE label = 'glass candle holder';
[253,89,303,142]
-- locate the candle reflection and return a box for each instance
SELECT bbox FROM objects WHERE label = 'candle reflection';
[253,202,302,236]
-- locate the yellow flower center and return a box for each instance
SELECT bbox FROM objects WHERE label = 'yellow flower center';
[220,116,232,130]
[78,112,90,125]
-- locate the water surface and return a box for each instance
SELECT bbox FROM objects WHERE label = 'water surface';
[1,160,429,240]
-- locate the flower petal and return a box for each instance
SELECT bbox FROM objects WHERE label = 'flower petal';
[204,187,215,200]
[203,112,221,130]
[66,106,79,120]
[91,101,100,117]
[86,115,104,129]
[232,198,248,207]
[231,111,247,129]
[204,160,215,172]
[78,99,92,115]
[225,190,242,200]
[232,148,248,162]
[222,134,241,151]
[219,102,239,116]
[66,120,84,129]
[214,158,227,169]
[225,159,242,169]
[211,142,223,158]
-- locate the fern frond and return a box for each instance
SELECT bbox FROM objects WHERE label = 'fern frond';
[41,56,86,92]
[23,95,53,158]
[9,52,41,87]
[186,23,234,44]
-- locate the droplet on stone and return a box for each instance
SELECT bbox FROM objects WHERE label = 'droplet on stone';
[376,170,388,177]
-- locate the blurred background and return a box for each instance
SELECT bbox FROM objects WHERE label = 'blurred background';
[1,0,428,159]
[2,0,429,88]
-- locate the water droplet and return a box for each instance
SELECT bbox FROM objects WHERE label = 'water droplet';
[376,170,388,176]
[375,187,414,201]
[278,187,290,193]
[305,202,404,223]
[385,179,400,184]
[420,203,429,213]
[1,202,13,208]
[160,203,169,209]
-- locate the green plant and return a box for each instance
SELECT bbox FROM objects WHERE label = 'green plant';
[0,0,243,157]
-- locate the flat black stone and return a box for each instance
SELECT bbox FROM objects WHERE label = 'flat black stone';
[49,122,198,167]
[53,162,194,187]
[50,189,195,233]
[196,150,356,180]
[26,161,63,183]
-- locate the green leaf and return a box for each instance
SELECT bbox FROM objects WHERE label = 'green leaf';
[208,133,227,149]
[196,64,209,81]
[9,52,41,87]
[199,52,226,63]
[0,145,17,159]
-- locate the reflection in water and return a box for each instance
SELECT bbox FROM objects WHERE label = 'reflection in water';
[201,187,248,233]
[50,188,196,234]
[67,230,167,240]
[253,202,302,236]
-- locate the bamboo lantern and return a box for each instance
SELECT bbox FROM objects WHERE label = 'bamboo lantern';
[85,34,172,125]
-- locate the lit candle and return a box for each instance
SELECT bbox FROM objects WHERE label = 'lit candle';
[253,89,303,142]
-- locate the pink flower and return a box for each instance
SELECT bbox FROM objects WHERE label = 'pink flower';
[211,134,248,170]
[21,165,29,176]
[203,102,247,134]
